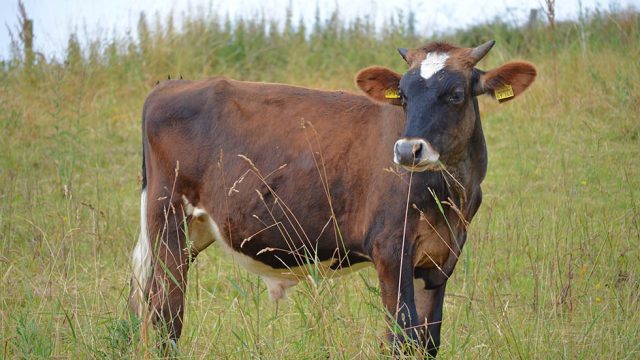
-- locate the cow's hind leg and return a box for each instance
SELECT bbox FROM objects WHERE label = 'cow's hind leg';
[145,194,191,348]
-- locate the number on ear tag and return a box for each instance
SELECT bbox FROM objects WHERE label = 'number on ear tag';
[384,89,401,99]
[494,84,514,102]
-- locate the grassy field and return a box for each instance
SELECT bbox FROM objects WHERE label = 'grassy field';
[1,6,639,359]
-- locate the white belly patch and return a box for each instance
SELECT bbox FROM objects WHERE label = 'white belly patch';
[182,196,371,300]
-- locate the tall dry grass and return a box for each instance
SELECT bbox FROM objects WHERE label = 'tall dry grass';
[0,5,638,358]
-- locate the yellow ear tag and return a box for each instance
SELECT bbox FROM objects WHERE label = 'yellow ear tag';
[494,84,514,102]
[384,89,401,99]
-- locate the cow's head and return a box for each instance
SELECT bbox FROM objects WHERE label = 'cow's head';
[356,41,536,172]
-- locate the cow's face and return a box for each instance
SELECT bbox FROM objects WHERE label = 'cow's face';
[356,41,536,172]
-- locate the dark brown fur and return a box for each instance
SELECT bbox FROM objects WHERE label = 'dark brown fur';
[133,42,536,356]
[140,77,472,351]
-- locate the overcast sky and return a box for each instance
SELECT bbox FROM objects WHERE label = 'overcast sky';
[1,0,638,60]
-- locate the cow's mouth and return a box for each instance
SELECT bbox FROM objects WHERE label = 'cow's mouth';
[400,160,443,173]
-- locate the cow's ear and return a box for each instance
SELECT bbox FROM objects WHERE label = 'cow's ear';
[356,66,402,105]
[473,61,537,103]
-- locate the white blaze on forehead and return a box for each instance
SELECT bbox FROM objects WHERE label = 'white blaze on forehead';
[420,52,449,80]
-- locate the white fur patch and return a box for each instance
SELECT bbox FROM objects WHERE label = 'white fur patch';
[131,189,151,316]
[420,52,449,80]
[186,202,223,253]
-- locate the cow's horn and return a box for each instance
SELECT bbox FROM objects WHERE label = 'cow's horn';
[397,48,409,63]
[470,40,496,64]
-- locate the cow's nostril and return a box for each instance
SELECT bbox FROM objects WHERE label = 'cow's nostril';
[411,142,422,159]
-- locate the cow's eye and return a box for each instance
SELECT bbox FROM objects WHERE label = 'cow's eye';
[448,89,465,104]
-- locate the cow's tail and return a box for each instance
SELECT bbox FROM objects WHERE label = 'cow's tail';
[129,121,152,318]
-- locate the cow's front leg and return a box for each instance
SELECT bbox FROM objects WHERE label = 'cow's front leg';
[373,242,423,352]
[413,270,447,358]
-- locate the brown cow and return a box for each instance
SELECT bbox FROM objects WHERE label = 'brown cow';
[130,40,536,356]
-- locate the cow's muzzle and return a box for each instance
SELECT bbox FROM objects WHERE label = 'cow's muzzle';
[393,138,441,172]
